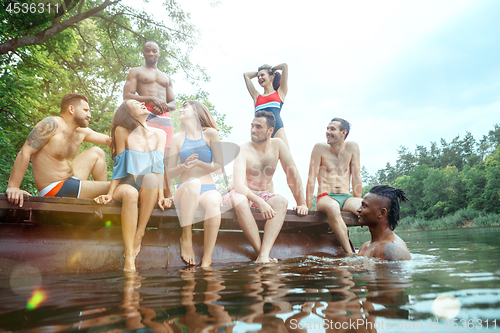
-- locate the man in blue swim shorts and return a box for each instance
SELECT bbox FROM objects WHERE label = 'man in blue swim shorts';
[306,118,363,254]
[6,94,111,207]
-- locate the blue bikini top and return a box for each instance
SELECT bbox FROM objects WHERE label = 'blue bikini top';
[179,130,212,164]
[111,149,164,180]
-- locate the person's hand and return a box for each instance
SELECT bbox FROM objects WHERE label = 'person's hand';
[151,97,168,113]
[94,194,113,205]
[257,200,276,220]
[151,106,163,115]
[158,197,173,210]
[187,158,204,169]
[181,154,199,170]
[6,187,31,207]
[293,204,309,216]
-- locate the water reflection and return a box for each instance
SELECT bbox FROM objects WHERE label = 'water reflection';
[3,227,500,332]
[279,259,412,333]
[0,259,414,332]
[237,265,293,331]
[167,268,233,332]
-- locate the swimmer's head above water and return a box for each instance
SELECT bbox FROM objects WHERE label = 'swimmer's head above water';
[366,185,408,230]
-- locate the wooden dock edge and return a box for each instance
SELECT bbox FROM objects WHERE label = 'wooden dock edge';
[0,194,361,274]
[0,193,361,231]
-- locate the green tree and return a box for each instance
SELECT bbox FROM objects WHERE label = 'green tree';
[0,0,224,192]
[483,146,500,213]
[478,124,500,158]
[422,166,463,219]
[462,162,487,211]
[395,145,417,176]
[362,124,499,221]
[392,164,429,217]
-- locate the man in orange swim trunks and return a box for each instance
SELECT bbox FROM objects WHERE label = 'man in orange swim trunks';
[123,41,176,196]
[306,118,363,254]
[6,94,110,207]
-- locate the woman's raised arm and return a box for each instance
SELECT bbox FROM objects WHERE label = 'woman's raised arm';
[244,71,259,104]
[273,63,288,100]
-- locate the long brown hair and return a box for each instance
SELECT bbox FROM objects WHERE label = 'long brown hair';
[182,100,219,131]
[109,101,144,158]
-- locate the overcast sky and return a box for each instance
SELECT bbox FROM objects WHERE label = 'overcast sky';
[141,0,500,206]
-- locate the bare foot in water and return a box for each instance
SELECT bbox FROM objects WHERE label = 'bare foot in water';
[200,257,212,268]
[180,238,196,265]
[124,256,136,272]
[133,232,144,258]
[255,256,278,264]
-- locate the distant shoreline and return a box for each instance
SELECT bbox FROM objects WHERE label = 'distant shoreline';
[349,208,500,234]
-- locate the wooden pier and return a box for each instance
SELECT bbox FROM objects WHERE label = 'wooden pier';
[0,194,360,275]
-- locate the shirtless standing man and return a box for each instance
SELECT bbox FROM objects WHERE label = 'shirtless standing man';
[123,41,176,196]
[306,118,362,254]
[6,94,110,207]
[357,185,411,260]
[222,111,308,263]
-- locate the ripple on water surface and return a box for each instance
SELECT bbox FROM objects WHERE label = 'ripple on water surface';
[0,227,499,332]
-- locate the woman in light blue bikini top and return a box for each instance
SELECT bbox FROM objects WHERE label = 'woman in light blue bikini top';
[166,100,223,268]
[94,100,169,272]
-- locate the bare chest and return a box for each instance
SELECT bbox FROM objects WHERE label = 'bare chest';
[137,69,168,87]
[42,131,84,160]
[127,129,157,151]
[320,151,352,176]
[246,151,278,178]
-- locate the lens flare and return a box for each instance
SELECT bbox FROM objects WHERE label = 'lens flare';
[105,221,111,227]
[431,294,461,319]
[26,288,47,311]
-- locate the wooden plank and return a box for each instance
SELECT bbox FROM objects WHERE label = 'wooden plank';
[0,194,360,229]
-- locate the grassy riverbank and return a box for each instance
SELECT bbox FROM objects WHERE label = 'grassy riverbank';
[349,208,500,234]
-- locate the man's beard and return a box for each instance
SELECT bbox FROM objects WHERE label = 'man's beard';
[251,135,267,144]
[75,114,88,128]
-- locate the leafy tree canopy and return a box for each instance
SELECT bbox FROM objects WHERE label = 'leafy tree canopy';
[363,124,500,220]
[0,0,231,192]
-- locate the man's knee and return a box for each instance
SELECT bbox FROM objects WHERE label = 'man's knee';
[87,146,106,160]
[231,193,250,211]
[319,199,341,217]
[343,198,362,214]
[269,195,288,211]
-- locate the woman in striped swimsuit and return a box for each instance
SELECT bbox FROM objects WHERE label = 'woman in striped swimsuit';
[244,63,289,148]
[167,101,223,267]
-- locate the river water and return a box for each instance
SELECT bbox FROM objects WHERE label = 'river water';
[1,227,499,332]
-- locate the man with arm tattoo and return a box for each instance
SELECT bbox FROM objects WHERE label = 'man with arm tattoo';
[6,93,111,207]
[357,185,412,261]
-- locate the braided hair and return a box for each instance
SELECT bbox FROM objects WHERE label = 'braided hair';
[369,185,409,230]
[258,64,281,91]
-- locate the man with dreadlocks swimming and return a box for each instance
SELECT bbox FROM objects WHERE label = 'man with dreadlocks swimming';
[357,185,411,261]
[306,118,362,254]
